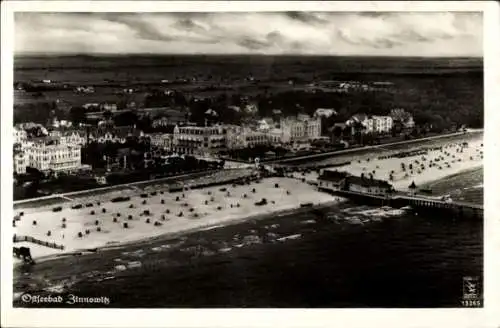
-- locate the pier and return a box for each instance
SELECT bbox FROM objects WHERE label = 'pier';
[323,189,483,219]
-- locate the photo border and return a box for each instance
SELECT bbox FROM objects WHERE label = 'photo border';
[2,1,499,327]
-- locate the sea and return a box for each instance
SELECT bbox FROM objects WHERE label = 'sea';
[13,167,483,308]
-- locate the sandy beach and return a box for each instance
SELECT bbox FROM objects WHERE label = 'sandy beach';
[292,133,483,192]
[13,176,340,259]
[341,135,483,192]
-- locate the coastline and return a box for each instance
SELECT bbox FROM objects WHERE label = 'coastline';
[15,161,482,265]
[26,199,344,265]
[12,132,483,264]
[13,176,340,260]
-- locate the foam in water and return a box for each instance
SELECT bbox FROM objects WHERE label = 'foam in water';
[277,234,302,242]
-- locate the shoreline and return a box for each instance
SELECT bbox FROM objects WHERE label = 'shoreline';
[13,176,339,260]
[12,133,483,265]
[18,199,344,265]
[16,160,483,265]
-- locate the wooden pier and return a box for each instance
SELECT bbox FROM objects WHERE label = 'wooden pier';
[322,189,483,219]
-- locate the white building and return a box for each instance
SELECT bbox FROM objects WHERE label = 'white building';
[25,141,82,173]
[346,114,393,134]
[280,114,321,142]
[14,149,27,174]
[14,127,28,145]
[369,116,393,133]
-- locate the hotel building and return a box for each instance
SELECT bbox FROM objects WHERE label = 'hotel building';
[280,114,322,142]
[346,114,393,134]
[172,125,227,155]
[25,141,82,173]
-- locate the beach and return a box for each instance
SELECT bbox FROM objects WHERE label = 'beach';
[292,133,483,192]
[13,133,483,261]
[13,176,340,260]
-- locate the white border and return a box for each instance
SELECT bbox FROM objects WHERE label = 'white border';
[2,2,499,328]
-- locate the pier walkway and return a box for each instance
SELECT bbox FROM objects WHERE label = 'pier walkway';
[324,189,483,217]
[393,195,483,210]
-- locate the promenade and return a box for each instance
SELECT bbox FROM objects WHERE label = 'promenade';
[268,130,482,164]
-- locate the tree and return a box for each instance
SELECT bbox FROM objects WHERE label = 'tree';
[69,106,87,126]
[114,111,139,127]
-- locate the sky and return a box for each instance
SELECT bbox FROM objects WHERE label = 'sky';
[14,12,483,57]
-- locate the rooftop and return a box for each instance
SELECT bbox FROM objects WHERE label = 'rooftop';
[346,176,393,189]
[318,170,350,182]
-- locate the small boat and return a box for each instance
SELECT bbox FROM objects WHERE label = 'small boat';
[419,188,433,195]
[300,202,314,208]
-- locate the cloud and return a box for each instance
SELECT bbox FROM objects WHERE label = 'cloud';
[14,12,482,56]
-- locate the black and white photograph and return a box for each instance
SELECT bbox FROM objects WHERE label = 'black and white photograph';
[1,1,499,327]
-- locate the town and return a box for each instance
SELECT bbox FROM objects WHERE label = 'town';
[8,8,485,313]
[14,77,468,201]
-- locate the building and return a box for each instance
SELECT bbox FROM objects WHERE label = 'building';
[225,126,246,149]
[226,125,287,149]
[280,114,321,142]
[329,123,354,141]
[87,126,143,144]
[24,140,82,173]
[13,148,27,174]
[344,176,394,196]
[143,108,188,127]
[60,130,87,146]
[149,133,174,150]
[318,170,349,191]
[100,103,118,111]
[172,125,227,155]
[14,126,28,145]
[346,114,393,134]
[370,116,393,134]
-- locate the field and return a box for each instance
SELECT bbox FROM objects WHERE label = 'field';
[14,55,483,111]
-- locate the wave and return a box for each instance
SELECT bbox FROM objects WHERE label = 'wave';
[343,207,408,218]
[277,234,302,242]
[199,224,225,232]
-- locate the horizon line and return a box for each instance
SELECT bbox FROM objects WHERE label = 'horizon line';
[14,52,484,59]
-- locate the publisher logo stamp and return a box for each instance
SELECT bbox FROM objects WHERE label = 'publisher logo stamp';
[461,276,482,307]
